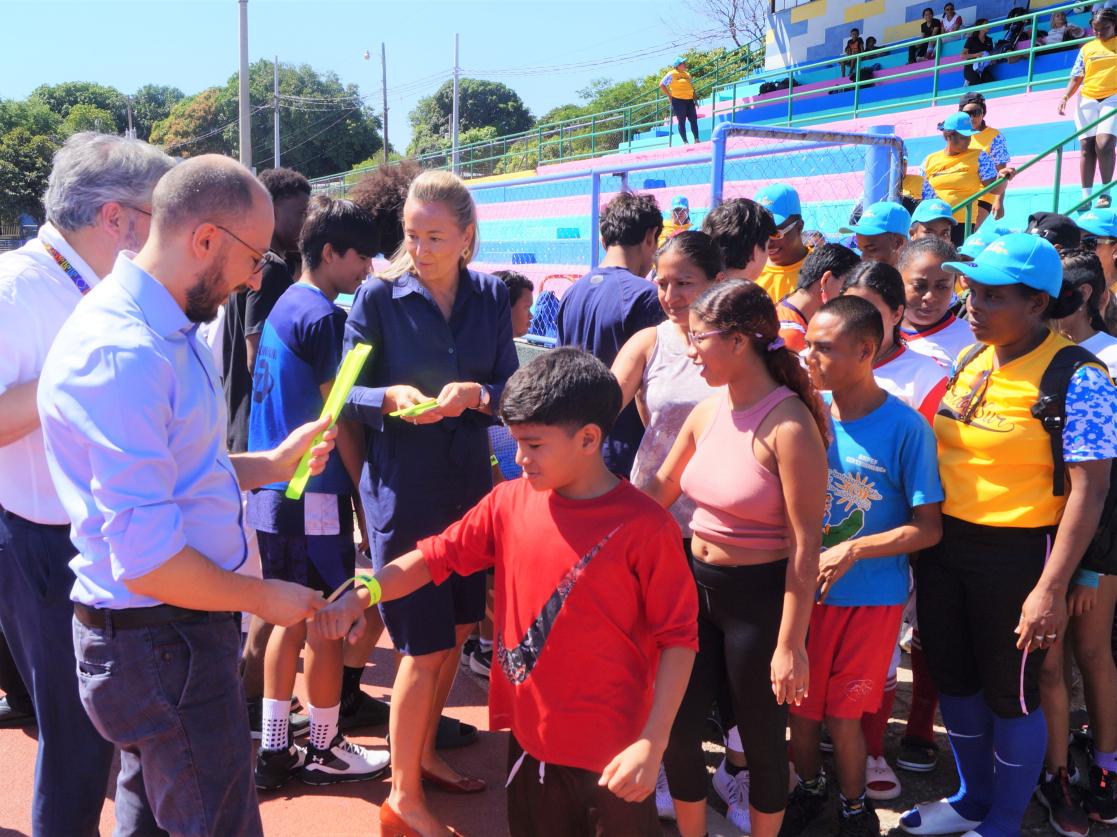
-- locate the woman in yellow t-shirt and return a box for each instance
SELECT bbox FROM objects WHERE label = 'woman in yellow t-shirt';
[1059,8,1117,209]
[920,111,1000,229]
[901,233,1117,837]
[660,57,699,144]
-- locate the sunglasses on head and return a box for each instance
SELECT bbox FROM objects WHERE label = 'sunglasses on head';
[769,218,800,240]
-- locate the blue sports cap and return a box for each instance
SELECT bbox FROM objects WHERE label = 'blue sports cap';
[938,111,979,136]
[672,195,690,211]
[943,232,1062,297]
[1076,208,1117,239]
[754,183,801,226]
[911,199,957,226]
[673,56,687,66]
[840,201,912,237]
[958,221,1014,259]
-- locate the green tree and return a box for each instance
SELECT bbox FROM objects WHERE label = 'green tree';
[407,78,532,157]
[29,82,127,133]
[0,99,62,138]
[149,87,234,156]
[131,84,185,140]
[0,128,58,222]
[62,103,116,136]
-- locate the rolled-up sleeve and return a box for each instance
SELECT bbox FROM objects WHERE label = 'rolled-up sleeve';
[342,282,388,430]
[51,345,187,580]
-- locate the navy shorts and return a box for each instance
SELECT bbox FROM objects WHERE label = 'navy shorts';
[379,570,486,657]
[257,531,356,598]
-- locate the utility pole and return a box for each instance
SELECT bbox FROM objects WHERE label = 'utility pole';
[125,95,135,139]
[451,33,460,175]
[381,43,389,163]
[273,56,280,168]
[238,0,252,167]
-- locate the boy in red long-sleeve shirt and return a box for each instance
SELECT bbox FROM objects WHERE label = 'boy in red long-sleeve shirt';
[314,348,698,837]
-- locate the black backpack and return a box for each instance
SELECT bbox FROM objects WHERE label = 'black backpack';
[950,343,1117,574]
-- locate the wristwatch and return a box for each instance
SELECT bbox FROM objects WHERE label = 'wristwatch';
[477,384,492,410]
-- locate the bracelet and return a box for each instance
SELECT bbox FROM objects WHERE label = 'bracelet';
[355,572,382,606]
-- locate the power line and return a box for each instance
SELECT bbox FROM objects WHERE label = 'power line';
[163,104,269,153]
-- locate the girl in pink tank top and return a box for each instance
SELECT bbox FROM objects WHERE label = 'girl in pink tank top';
[641,279,829,837]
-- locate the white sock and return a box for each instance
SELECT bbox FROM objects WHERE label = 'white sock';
[308,702,340,751]
[261,697,290,751]
[478,636,493,651]
[1085,187,1094,199]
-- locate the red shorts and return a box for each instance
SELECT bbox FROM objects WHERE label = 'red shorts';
[791,603,904,722]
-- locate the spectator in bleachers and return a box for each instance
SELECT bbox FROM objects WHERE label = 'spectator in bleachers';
[658,195,692,246]
[909,8,944,63]
[661,57,700,145]
[959,92,1015,184]
[753,184,810,302]
[910,199,958,243]
[557,191,665,478]
[961,19,996,85]
[920,112,1000,232]
[841,201,912,267]
[841,29,865,75]
[1059,8,1117,210]
[702,197,776,282]
[1039,10,1085,44]
[941,3,964,38]
[865,36,879,52]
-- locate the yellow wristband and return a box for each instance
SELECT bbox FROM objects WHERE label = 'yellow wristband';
[355,573,382,606]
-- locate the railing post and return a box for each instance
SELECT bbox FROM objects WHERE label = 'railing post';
[591,115,596,156]
[590,172,602,268]
[536,126,542,165]
[1026,21,1037,92]
[1053,146,1063,212]
[931,44,941,104]
[786,74,793,126]
[852,55,861,115]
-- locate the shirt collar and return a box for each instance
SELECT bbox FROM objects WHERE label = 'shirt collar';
[111,253,192,338]
[390,267,483,299]
[38,223,102,289]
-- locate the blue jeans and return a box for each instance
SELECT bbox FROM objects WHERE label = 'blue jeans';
[72,610,263,837]
[0,509,117,836]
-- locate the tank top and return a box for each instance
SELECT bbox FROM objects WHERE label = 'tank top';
[680,386,794,551]
[630,322,718,535]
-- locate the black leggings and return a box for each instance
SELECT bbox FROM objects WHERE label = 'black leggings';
[916,515,1054,718]
[663,556,789,814]
[670,97,699,143]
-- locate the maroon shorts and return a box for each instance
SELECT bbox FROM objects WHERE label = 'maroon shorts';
[506,735,660,836]
[791,602,904,721]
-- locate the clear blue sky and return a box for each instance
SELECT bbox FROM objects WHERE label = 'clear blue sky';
[0,0,729,164]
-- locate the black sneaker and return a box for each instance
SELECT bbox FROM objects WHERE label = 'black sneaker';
[897,737,938,773]
[1035,767,1090,837]
[299,733,390,785]
[1085,765,1117,825]
[246,696,309,741]
[338,689,390,732]
[460,637,479,668]
[468,646,491,678]
[255,743,306,791]
[0,695,35,728]
[779,778,830,837]
[835,800,880,837]
[819,728,834,754]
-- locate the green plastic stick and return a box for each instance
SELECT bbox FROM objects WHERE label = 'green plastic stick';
[285,343,372,500]
[388,398,439,418]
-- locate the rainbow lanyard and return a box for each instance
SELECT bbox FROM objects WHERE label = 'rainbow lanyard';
[42,242,92,296]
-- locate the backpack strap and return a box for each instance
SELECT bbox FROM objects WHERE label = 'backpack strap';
[946,343,990,390]
[1032,345,1100,497]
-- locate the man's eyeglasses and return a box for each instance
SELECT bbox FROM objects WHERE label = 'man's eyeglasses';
[1083,235,1117,250]
[686,327,729,345]
[215,224,268,274]
[769,219,800,241]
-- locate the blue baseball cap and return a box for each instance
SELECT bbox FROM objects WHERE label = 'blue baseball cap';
[938,111,979,136]
[1076,208,1117,239]
[911,198,957,226]
[673,56,687,66]
[959,221,1014,259]
[672,195,689,211]
[754,183,801,226]
[840,201,912,237]
[943,232,1063,297]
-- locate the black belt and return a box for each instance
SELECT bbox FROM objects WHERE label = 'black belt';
[0,506,70,533]
[74,603,233,630]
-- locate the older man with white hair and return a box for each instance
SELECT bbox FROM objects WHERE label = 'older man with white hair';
[0,131,175,836]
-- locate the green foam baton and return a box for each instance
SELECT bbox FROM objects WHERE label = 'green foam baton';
[285,343,372,501]
[387,398,439,418]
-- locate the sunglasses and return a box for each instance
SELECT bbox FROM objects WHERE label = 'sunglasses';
[958,368,992,424]
[769,219,800,241]
[1084,235,1117,249]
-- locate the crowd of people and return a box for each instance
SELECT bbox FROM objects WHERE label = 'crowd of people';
[2,122,1117,837]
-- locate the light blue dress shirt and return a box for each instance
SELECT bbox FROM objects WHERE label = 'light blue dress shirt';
[38,254,246,609]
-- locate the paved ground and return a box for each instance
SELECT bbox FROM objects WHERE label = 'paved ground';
[1,645,1114,836]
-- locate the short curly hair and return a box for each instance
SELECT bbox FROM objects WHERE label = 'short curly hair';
[257,166,310,202]
[599,192,663,248]
[348,160,423,257]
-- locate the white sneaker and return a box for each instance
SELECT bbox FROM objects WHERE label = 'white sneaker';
[865,755,902,800]
[712,759,752,834]
[299,733,390,785]
[655,763,676,820]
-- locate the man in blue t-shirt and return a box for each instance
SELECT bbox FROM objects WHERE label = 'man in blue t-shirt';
[248,196,391,789]
[557,191,665,477]
[783,295,944,837]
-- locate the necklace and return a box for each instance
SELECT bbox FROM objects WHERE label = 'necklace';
[42,242,93,295]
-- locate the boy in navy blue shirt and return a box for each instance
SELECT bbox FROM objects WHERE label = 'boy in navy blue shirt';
[248,197,390,789]
[557,192,665,476]
[784,296,944,837]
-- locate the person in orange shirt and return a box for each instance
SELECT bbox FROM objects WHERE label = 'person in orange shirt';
[661,57,699,144]
[777,244,861,354]
[754,183,810,302]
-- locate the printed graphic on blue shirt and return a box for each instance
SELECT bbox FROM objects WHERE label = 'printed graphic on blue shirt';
[821,395,944,606]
